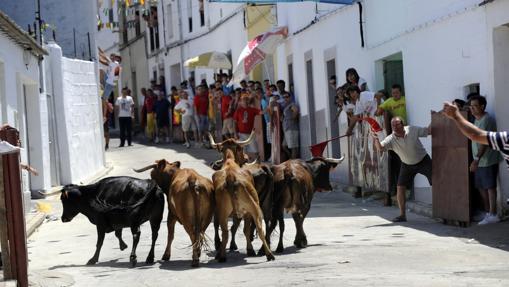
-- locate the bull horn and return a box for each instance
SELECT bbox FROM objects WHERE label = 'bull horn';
[325,155,345,164]
[245,157,259,166]
[132,164,157,173]
[208,133,219,149]
[235,130,255,147]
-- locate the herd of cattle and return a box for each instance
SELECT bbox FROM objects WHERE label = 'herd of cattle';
[60,131,344,267]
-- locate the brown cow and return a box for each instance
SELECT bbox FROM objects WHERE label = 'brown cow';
[134,160,214,267]
[209,132,275,255]
[212,149,275,262]
[268,157,344,253]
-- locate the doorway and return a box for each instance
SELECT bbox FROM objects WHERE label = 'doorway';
[170,63,181,88]
[326,59,340,157]
[305,55,316,145]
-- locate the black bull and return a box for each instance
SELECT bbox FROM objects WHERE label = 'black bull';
[60,176,165,266]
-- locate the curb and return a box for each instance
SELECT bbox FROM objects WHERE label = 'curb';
[26,212,45,238]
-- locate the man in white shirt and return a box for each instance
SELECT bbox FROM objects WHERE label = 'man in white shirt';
[174,90,198,148]
[373,117,432,222]
[115,88,135,147]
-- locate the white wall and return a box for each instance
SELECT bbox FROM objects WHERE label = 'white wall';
[0,31,48,210]
[275,1,509,206]
[47,44,105,185]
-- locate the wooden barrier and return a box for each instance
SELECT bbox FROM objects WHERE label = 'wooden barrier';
[0,128,28,287]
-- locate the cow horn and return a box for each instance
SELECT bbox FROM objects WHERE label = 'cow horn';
[245,157,259,166]
[235,130,255,147]
[132,164,157,173]
[208,133,219,149]
[325,155,345,164]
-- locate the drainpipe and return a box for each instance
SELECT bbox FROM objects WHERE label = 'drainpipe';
[358,2,365,48]
[177,0,185,82]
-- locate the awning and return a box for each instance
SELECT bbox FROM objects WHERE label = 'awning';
[184,51,232,69]
[209,0,354,4]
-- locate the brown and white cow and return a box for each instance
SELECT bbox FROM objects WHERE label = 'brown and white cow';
[268,157,344,253]
[212,149,275,262]
[134,160,214,267]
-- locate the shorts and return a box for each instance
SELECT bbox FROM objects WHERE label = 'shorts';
[239,132,258,153]
[182,116,197,132]
[102,83,115,100]
[157,114,170,128]
[103,121,109,136]
[283,129,299,149]
[146,113,155,136]
[197,115,209,132]
[222,118,235,135]
[398,154,432,187]
[475,164,498,189]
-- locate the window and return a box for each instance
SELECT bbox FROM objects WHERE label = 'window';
[199,0,205,27]
[135,10,141,36]
[166,4,173,39]
[188,0,193,32]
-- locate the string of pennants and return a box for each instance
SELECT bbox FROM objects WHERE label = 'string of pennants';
[97,0,153,30]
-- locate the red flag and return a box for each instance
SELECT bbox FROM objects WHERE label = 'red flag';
[362,117,382,132]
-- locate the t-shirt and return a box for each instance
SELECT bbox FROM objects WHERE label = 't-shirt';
[144,96,155,113]
[115,96,134,118]
[473,114,501,167]
[283,102,299,131]
[194,94,209,116]
[174,99,194,117]
[234,107,260,134]
[487,131,509,170]
[261,98,270,124]
[354,91,377,116]
[154,99,170,119]
[106,61,119,85]
[380,126,429,165]
[379,96,407,124]
[221,95,233,119]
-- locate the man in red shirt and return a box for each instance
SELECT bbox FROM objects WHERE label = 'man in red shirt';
[193,84,209,146]
[234,95,262,160]
[219,88,235,140]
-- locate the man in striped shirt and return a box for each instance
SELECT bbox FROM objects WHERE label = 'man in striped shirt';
[443,102,509,169]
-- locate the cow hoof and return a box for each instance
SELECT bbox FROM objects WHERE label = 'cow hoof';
[86,258,97,265]
[275,245,284,254]
[120,243,128,251]
[294,240,305,249]
[145,256,155,265]
[246,249,256,257]
[191,260,199,268]
[214,241,221,251]
[266,253,275,261]
[130,255,137,267]
[257,248,266,256]
[229,242,238,251]
[218,257,227,263]
[161,254,170,261]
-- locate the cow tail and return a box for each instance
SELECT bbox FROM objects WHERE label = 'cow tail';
[225,172,240,215]
[283,168,295,209]
[190,179,208,252]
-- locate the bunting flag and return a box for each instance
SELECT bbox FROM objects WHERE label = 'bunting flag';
[210,0,354,3]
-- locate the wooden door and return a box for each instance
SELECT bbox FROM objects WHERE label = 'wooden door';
[432,111,471,225]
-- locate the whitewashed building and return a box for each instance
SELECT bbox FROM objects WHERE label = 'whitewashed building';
[273,0,509,213]
[0,10,48,209]
[0,5,106,208]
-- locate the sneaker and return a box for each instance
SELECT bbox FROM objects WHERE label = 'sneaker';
[391,215,407,222]
[478,214,500,225]
[185,142,191,148]
[165,137,170,143]
[473,212,488,222]
[154,137,160,144]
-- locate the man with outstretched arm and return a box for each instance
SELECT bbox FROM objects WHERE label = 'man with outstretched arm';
[372,117,432,222]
